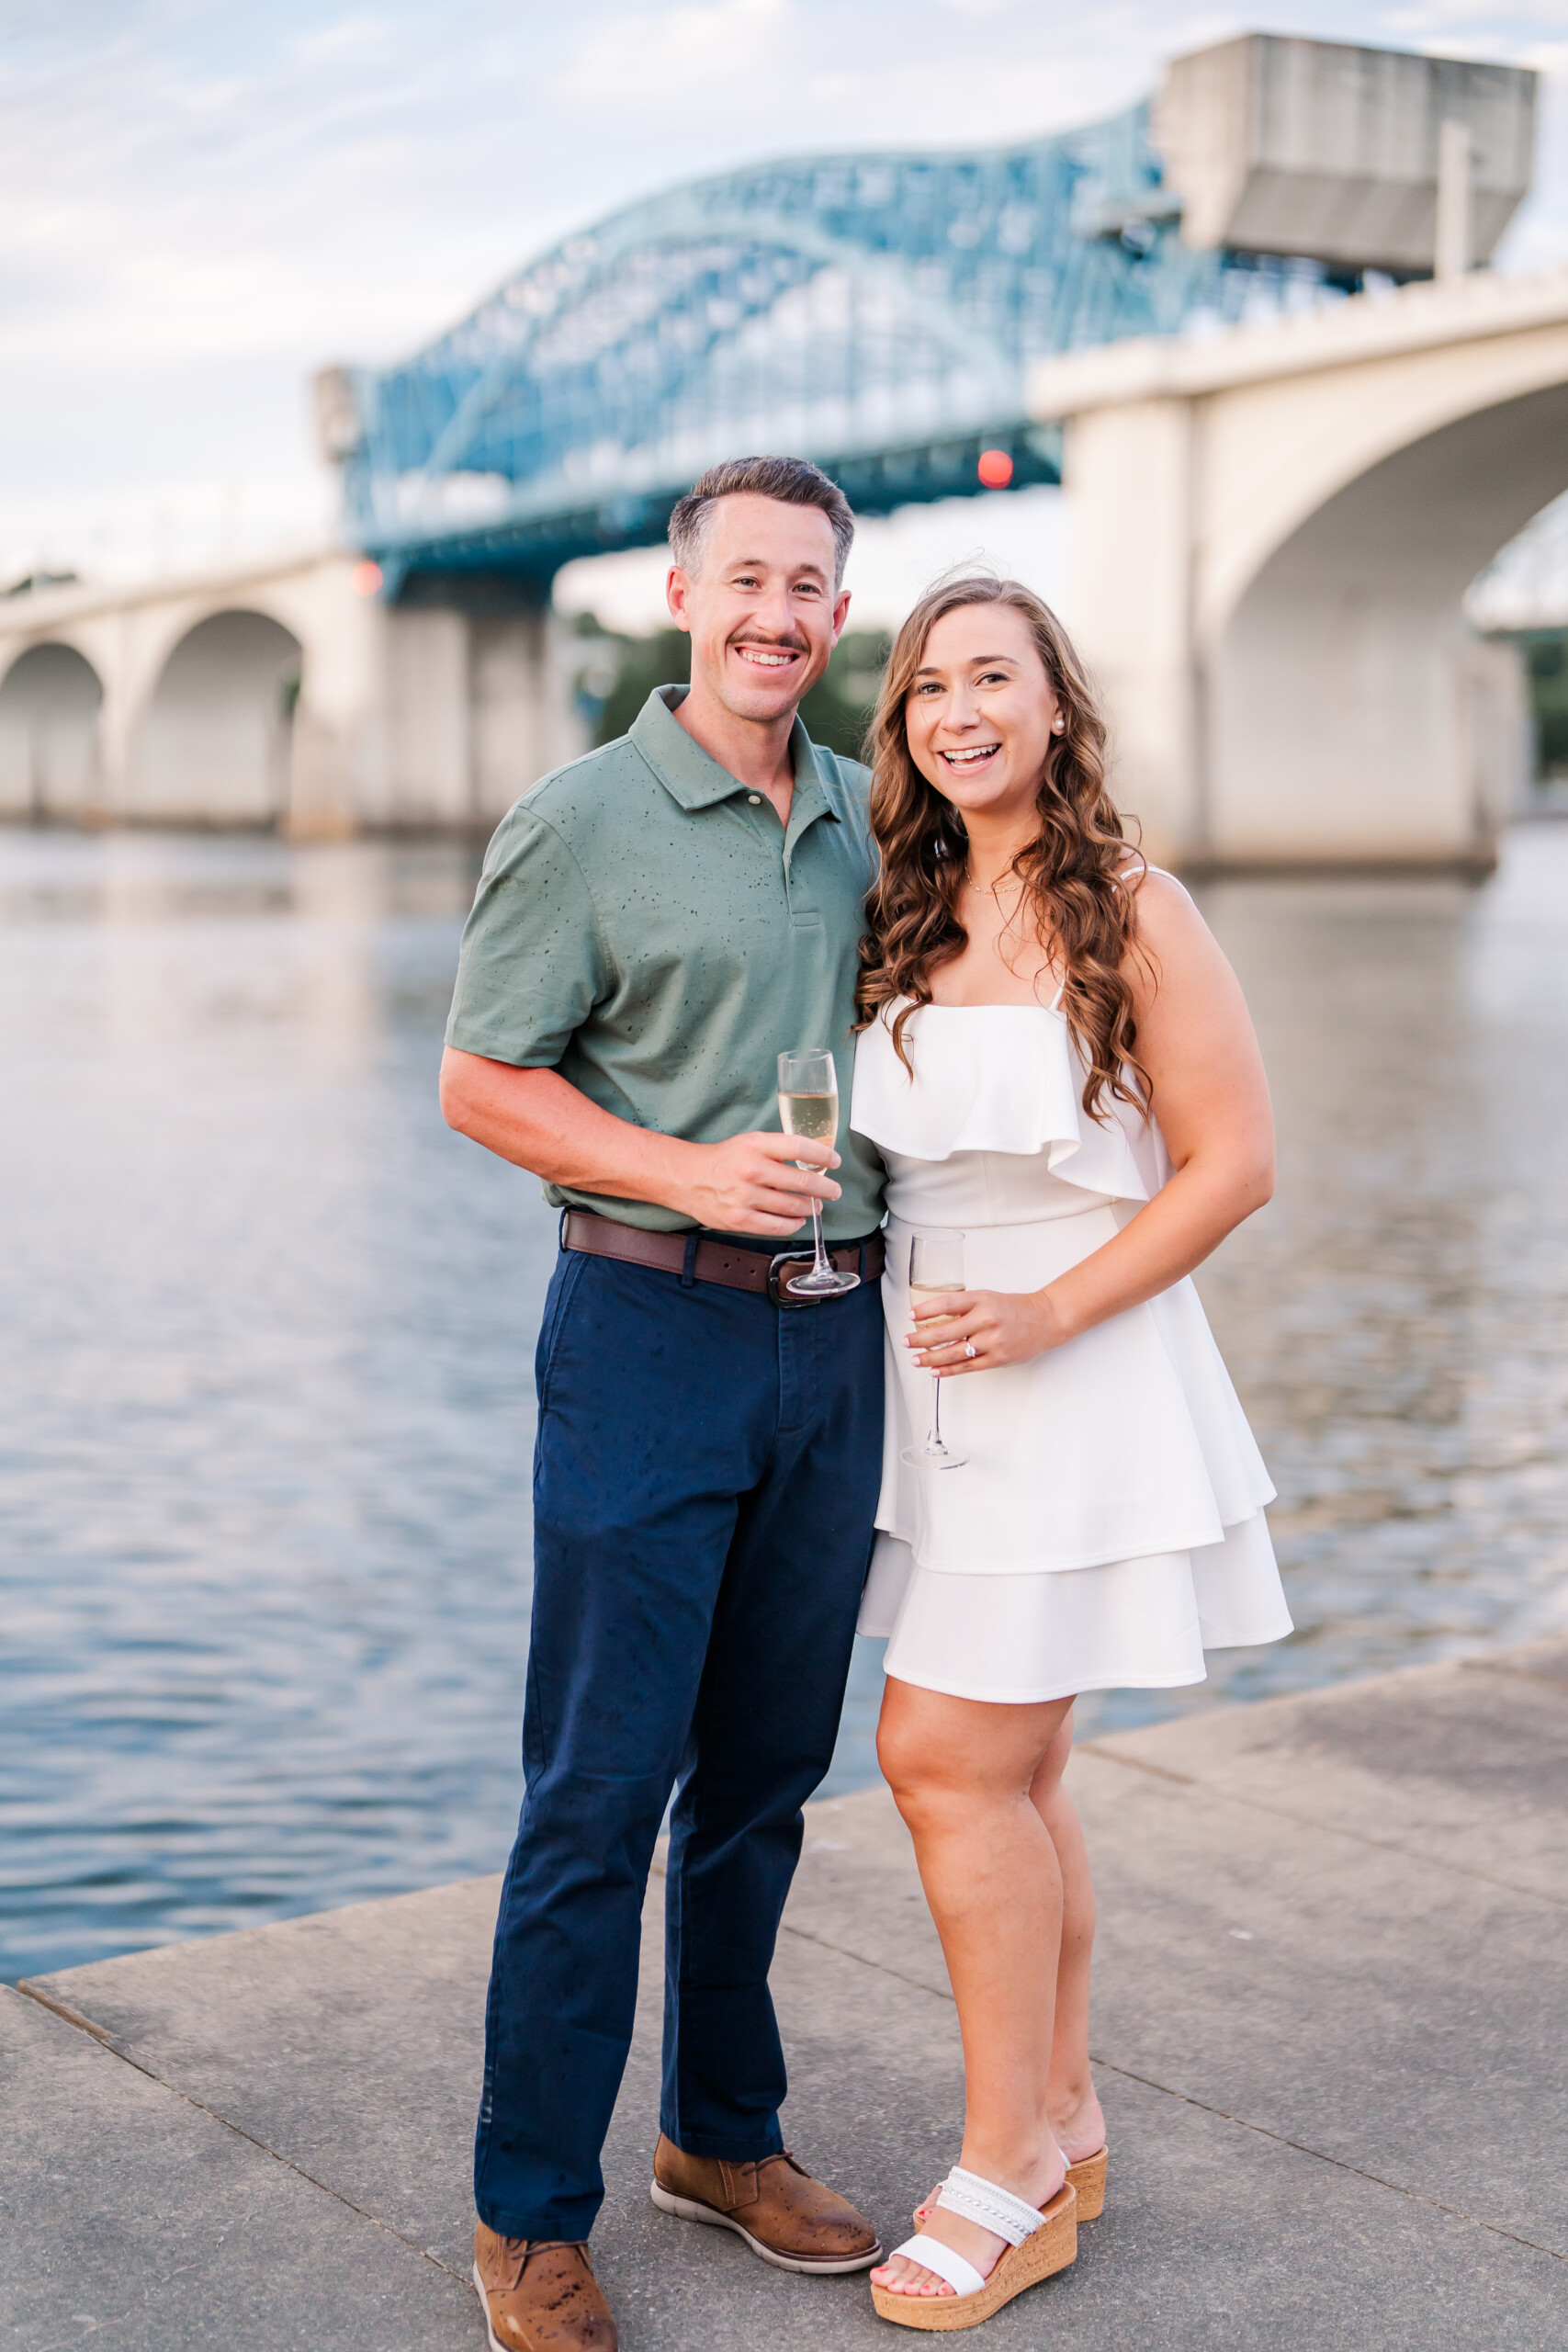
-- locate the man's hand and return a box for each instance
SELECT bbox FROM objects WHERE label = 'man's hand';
[676,1133,840,1238]
[439,1052,842,1238]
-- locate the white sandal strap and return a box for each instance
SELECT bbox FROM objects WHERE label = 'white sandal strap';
[886,2233,988,2301]
[934,2166,1047,2246]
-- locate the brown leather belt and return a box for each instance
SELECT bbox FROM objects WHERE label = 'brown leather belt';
[561,1208,884,1306]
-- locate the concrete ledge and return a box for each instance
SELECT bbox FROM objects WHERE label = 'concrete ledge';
[6,1643,1565,2348]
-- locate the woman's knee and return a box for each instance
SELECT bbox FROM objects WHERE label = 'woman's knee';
[875,1693,975,1821]
[875,1706,940,1812]
[877,1684,1056,1822]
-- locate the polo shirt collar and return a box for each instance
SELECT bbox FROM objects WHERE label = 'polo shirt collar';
[631,685,831,816]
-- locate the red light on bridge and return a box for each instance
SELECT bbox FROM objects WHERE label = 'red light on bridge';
[977,448,1013,489]
[352,560,384,597]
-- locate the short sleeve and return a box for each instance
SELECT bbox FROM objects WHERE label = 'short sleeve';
[444,804,610,1069]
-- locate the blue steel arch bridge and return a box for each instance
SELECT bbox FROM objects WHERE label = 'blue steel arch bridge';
[323,102,1339,599]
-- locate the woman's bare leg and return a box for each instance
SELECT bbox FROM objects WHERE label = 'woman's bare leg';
[1032,1708,1105,2161]
[870,1677,1077,2300]
[909,1703,1105,2228]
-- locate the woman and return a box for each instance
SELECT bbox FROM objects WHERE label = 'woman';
[849,576,1292,2329]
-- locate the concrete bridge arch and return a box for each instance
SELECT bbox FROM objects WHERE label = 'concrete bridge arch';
[0,561,350,830]
[1033,268,1568,867]
[126,610,304,827]
[103,564,363,833]
[0,641,106,820]
[1210,380,1568,864]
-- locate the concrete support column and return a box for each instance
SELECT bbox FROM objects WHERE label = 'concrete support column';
[1454,628,1532,837]
[1060,398,1203,865]
[93,606,157,822]
[93,676,135,822]
[470,607,586,821]
[288,567,383,839]
[380,607,473,828]
[344,590,590,831]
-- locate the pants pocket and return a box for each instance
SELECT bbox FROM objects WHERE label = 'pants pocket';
[535,1250,590,1417]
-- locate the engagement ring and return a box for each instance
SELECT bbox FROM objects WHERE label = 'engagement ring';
[964,1341,977,1359]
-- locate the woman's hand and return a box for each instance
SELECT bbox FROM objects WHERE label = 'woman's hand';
[906,1287,1066,1376]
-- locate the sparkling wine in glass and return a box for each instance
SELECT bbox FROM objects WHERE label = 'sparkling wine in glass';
[899,1230,968,1468]
[776,1048,859,1298]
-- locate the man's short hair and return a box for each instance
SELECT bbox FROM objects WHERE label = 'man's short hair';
[669,457,854,589]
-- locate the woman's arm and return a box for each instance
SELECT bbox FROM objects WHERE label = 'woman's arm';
[910,873,1274,1374]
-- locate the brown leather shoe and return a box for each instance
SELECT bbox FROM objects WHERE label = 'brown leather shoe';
[649,2133,882,2273]
[472,2222,617,2352]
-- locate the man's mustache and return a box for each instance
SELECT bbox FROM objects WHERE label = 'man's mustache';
[729,634,810,655]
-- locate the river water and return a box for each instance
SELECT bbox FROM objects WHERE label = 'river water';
[4,823,1567,1979]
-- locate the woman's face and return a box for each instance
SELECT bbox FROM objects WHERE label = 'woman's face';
[903,601,1060,828]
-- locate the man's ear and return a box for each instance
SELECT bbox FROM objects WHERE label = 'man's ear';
[666,565,694,633]
[829,586,852,646]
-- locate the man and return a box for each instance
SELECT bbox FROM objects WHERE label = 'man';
[441,455,888,2352]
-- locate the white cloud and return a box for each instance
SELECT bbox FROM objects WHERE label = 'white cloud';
[550,0,796,104]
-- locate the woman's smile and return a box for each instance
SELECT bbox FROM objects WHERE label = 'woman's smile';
[936,741,1002,773]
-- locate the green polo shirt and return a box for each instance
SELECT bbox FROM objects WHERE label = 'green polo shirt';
[445,685,886,1238]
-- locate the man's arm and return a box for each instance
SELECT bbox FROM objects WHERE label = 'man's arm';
[439,1048,840,1239]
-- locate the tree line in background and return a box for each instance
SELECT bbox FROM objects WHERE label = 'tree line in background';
[571,615,892,763]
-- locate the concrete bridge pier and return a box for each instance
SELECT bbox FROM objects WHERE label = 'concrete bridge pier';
[1035,271,1568,872]
[350,584,583,841]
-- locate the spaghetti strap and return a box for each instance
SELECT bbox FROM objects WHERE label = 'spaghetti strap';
[1121,854,1190,894]
[1048,978,1066,1012]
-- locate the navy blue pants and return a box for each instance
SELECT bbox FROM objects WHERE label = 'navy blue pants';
[474,1240,885,2241]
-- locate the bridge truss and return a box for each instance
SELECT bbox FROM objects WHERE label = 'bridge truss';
[326,103,1338,592]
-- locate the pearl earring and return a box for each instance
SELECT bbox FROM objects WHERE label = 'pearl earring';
[1052,718,1066,734]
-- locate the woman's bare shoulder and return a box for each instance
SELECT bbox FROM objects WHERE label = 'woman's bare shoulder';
[1119,857,1201,933]
[1116,858,1231,1004]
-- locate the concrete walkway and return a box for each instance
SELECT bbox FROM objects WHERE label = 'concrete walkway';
[6,1640,1565,2350]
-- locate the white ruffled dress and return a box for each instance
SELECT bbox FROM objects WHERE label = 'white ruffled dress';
[850,1000,1292,1704]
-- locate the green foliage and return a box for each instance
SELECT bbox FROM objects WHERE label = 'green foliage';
[797,630,893,762]
[571,615,890,764]
[1522,629,1568,777]
[581,625,689,747]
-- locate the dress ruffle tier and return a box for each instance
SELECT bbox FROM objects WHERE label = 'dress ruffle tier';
[849,1001,1292,1703]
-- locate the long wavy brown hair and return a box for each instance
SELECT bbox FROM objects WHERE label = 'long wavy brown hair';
[854,574,1148,1120]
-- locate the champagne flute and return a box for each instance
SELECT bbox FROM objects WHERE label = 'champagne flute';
[899,1230,969,1468]
[776,1048,859,1298]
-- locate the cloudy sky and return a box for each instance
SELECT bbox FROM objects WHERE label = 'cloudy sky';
[6,0,1568,613]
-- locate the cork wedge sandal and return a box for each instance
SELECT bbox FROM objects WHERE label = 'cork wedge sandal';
[914,2144,1107,2228]
[870,2166,1077,2332]
[1065,2144,1108,2221]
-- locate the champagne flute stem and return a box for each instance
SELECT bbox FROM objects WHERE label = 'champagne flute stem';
[930,1372,943,1452]
[809,1196,830,1276]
